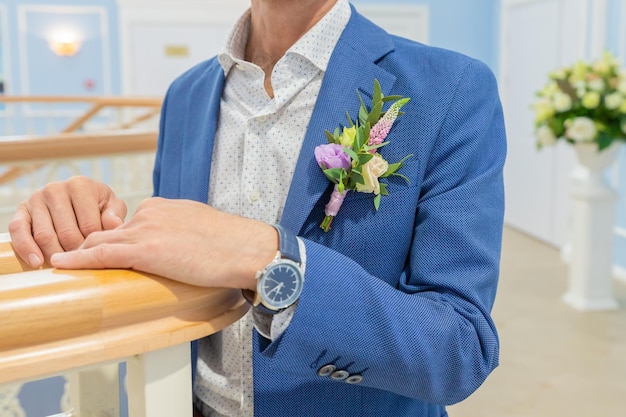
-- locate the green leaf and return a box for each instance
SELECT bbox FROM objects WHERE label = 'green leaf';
[350,169,364,185]
[379,182,389,196]
[367,101,383,126]
[373,194,381,210]
[343,147,359,162]
[364,141,390,152]
[361,123,371,147]
[381,95,404,102]
[357,91,369,125]
[391,172,411,183]
[325,130,336,144]
[373,79,383,106]
[322,168,345,183]
[597,133,613,151]
[395,97,411,108]
[345,110,355,127]
[359,106,369,125]
[354,126,367,152]
[381,154,413,178]
[358,152,374,166]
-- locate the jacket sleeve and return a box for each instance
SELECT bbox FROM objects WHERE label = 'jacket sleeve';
[253,59,507,406]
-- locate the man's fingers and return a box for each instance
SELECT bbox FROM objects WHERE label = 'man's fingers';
[100,194,127,230]
[78,179,126,231]
[39,186,85,252]
[7,206,44,268]
[50,243,135,270]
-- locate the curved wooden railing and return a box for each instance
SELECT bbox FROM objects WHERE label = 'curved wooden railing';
[0,130,158,164]
[0,233,249,385]
[0,96,162,133]
[0,95,162,185]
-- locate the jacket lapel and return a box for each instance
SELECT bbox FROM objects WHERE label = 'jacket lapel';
[179,60,225,202]
[281,9,398,234]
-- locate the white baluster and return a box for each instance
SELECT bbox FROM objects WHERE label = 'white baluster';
[125,344,193,417]
[0,382,26,417]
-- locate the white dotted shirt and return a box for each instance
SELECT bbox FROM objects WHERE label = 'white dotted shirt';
[193,2,351,416]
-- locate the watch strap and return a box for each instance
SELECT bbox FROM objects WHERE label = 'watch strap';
[273,224,301,264]
[242,289,282,315]
[241,224,302,314]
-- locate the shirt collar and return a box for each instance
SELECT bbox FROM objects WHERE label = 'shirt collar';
[219,0,351,74]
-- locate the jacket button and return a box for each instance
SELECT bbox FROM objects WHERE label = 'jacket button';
[346,375,363,384]
[318,364,336,377]
[330,370,349,380]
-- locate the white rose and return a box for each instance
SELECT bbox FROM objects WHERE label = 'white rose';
[536,125,558,147]
[605,92,624,110]
[553,92,572,112]
[564,117,597,142]
[592,60,611,76]
[588,78,605,92]
[355,153,389,195]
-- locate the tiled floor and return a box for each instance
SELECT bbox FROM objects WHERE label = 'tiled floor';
[448,227,626,417]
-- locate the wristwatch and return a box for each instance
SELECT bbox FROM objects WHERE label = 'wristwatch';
[242,224,304,314]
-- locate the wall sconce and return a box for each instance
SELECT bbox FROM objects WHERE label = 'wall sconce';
[49,30,81,57]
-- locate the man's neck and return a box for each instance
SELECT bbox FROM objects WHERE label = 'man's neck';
[245,0,338,97]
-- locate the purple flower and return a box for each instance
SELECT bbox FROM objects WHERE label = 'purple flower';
[314,143,351,170]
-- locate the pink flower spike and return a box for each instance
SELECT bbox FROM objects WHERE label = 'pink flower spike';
[368,100,402,148]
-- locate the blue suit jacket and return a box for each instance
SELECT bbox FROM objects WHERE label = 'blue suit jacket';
[153,6,506,417]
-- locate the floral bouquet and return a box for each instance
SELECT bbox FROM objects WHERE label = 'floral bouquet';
[532,51,626,151]
[314,80,412,232]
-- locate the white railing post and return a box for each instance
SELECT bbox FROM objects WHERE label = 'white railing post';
[125,344,193,417]
[65,363,121,417]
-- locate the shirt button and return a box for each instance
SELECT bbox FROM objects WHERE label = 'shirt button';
[249,191,260,201]
[330,370,349,380]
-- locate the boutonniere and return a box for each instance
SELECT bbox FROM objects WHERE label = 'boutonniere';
[314,80,413,232]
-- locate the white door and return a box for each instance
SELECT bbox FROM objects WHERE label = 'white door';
[500,0,603,248]
[128,23,231,97]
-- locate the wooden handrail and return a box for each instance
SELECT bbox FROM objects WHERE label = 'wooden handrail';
[0,96,162,106]
[0,234,249,384]
[0,130,157,164]
[0,95,162,185]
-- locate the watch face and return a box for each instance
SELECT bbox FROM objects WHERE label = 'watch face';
[258,259,304,310]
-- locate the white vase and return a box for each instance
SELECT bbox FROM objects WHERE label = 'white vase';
[562,140,622,310]
[573,141,622,173]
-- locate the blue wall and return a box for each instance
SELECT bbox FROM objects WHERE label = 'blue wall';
[0,0,121,135]
[0,0,120,97]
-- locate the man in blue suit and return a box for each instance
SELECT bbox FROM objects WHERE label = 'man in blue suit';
[10,0,506,415]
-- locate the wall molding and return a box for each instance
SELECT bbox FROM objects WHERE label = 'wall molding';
[17,5,112,117]
[0,4,10,118]
[0,4,9,94]
[588,0,608,58]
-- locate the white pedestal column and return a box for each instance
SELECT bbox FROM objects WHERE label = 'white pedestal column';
[562,142,621,311]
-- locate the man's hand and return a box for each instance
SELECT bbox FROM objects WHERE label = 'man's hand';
[8,176,127,268]
[49,197,278,290]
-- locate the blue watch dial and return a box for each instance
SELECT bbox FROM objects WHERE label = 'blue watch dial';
[258,259,304,310]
